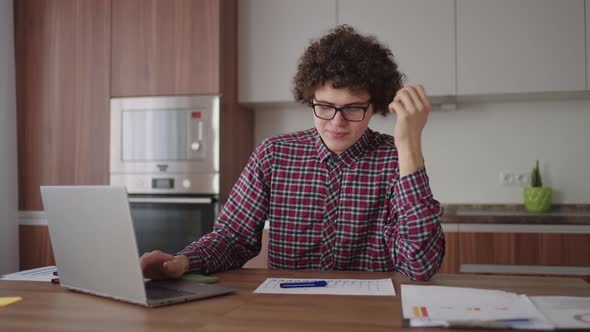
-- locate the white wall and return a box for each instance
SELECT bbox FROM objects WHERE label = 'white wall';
[254,98,590,204]
[0,0,19,274]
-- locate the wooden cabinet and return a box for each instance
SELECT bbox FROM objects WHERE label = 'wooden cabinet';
[238,0,336,103]
[15,0,111,211]
[338,0,456,97]
[113,0,252,200]
[111,0,220,97]
[438,231,459,274]
[19,225,55,270]
[460,232,590,267]
[16,0,252,269]
[456,0,586,95]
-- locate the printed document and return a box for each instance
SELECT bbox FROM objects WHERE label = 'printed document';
[254,278,395,296]
[401,284,590,330]
[1,266,57,282]
[530,296,590,329]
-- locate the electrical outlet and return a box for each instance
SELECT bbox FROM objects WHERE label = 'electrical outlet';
[516,172,531,186]
[499,172,515,185]
[499,171,531,186]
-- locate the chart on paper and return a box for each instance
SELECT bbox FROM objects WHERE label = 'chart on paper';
[530,296,590,329]
[253,278,396,296]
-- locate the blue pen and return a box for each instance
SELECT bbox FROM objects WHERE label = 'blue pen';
[495,318,531,323]
[279,280,328,288]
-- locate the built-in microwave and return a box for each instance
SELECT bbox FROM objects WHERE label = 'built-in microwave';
[110,95,221,255]
[110,95,220,194]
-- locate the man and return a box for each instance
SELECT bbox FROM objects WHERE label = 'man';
[141,25,444,281]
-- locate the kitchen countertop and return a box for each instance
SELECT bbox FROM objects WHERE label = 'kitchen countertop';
[441,204,590,225]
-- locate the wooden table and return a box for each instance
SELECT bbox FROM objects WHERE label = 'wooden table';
[2,269,590,331]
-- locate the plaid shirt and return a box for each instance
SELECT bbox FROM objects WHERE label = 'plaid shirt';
[179,128,445,280]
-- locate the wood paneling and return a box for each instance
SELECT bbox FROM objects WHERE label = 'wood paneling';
[218,0,254,201]
[15,0,111,211]
[439,232,460,274]
[111,0,220,96]
[19,225,55,270]
[460,232,590,266]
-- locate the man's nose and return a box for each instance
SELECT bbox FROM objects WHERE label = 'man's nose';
[331,110,348,125]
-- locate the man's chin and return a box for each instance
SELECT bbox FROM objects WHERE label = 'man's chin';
[326,141,352,155]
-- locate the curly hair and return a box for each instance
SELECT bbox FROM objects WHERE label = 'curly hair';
[292,25,405,116]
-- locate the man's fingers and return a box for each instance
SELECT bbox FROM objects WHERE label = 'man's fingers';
[404,87,424,112]
[140,251,174,271]
[162,259,184,278]
[395,86,425,113]
[414,85,431,111]
[397,92,417,113]
[389,101,408,117]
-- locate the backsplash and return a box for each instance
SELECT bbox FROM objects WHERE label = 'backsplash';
[253,98,590,204]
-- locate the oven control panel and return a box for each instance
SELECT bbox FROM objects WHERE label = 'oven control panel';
[152,178,174,189]
[111,174,219,194]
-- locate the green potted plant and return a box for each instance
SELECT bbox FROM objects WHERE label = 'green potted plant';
[523,160,552,213]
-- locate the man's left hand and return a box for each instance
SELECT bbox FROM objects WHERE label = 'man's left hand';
[388,85,431,176]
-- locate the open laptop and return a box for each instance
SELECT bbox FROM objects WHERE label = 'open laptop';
[40,185,234,307]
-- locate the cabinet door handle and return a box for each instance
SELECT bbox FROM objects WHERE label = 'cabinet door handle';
[128,197,213,204]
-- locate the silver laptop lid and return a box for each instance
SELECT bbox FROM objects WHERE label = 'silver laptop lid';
[41,186,147,304]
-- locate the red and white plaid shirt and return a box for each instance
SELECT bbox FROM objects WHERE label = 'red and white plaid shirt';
[179,128,445,280]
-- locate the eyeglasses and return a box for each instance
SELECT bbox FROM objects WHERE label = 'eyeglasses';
[311,100,371,122]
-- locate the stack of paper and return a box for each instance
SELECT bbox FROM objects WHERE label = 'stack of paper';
[1,266,57,282]
[401,285,590,330]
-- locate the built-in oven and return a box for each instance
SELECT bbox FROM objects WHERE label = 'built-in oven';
[110,95,220,255]
[127,194,216,255]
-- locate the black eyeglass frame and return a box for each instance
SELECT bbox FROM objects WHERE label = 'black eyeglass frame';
[310,101,371,122]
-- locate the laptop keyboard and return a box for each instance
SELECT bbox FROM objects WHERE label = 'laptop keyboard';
[145,284,194,300]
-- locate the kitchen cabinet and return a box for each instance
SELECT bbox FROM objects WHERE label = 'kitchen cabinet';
[19,225,55,271]
[16,0,252,269]
[438,231,459,274]
[112,0,252,201]
[456,0,586,95]
[240,0,588,102]
[587,0,590,90]
[338,0,456,97]
[460,232,590,267]
[15,0,111,211]
[15,0,111,269]
[111,0,220,97]
[238,0,336,103]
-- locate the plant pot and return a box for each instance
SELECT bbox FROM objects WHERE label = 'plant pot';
[523,187,552,213]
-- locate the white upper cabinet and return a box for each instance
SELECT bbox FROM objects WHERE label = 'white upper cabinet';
[238,0,337,103]
[457,0,586,95]
[587,0,590,90]
[338,0,456,97]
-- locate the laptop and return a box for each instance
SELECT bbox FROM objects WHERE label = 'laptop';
[40,185,234,307]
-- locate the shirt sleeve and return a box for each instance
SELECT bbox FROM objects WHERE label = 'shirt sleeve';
[177,142,272,274]
[383,167,445,281]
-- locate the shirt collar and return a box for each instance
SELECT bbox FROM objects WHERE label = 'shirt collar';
[314,128,373,167]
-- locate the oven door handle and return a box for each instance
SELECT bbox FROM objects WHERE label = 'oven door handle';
[128,197,213,204]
